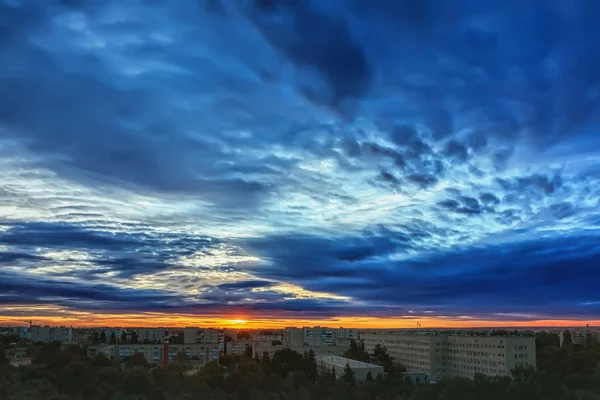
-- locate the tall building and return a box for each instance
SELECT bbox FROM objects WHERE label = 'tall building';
[362,333,536,382]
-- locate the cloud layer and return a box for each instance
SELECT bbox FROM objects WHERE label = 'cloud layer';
[1,0,600,325]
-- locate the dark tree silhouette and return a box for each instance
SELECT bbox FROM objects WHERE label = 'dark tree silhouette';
[341,362,356,384]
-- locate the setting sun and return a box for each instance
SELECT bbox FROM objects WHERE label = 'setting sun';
[228,319,247,325]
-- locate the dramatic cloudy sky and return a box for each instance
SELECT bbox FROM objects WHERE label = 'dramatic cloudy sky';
[1,0,600,327]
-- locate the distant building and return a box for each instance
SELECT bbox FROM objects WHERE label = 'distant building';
[283,327,305,347]
[183,328,223,345]
[283,326,357,347]
[87,343,221,364]
[226,341,255,356]
[31,326,73,344]
[12,327,31,340]
[9,356,32,368]
[131,328,164,343]
[361,333,536,382]
[401,372,428,384]
[571,332,585,345]
[317,355,383,382]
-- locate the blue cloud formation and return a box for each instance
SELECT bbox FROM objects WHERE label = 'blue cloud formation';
[1,0,600,322]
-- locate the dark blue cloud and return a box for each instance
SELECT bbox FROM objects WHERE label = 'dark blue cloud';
[0,0,599,322]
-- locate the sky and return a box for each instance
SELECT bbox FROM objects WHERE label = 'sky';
[1,0,600,329]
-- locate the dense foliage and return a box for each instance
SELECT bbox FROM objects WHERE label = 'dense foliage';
[0,332,599,399]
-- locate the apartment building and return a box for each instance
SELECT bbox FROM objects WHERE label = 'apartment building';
[87,343,221,364]
[284,326,357,347]
[183,328,223,345]
[31,326,73,344]
[131,328,164,343]
[284,327,305,347]
[226,341,255,356]
[362,333,536,381]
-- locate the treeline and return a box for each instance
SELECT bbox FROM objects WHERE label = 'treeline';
[0,332,600,399]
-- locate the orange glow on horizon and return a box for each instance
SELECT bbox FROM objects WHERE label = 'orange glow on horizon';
[0,305,597,328]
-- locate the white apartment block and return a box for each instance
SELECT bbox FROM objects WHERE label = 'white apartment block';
[362,333,536,381]
[87,343,221,364]
[183,328,223,345]
[31,326,73,344]
[284,326,357,347]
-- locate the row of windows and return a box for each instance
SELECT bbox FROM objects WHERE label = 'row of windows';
[514,346,528,351]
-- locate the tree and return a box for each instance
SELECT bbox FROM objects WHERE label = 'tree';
[344,339,370,363]
[92,332,100,344]
[562,330,573,347]
[237,331,252,340]
[243,344,253,358]
[372,344,395,373]
[341,363,355,384]
[0,348,7,366]
[366,371,373,382]
[121,330,128,344]
[305,349,317,382]
[110,332,117,345]
[130,331,138,344]
[262,351,270,364]
[269,349,306,378]
[126,353,148,367]
[175,351,190,367]
[100,331,107,344]
[331,367,336,380]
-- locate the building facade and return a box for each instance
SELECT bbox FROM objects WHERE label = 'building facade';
[283,326,357,347]
[183,328,223,345]
[31,326,73,344]
[283,327,305,347]
[87,343,221,365]
[362,333,536,381]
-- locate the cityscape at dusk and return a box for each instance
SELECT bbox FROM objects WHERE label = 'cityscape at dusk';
[3,1,600,399]
[1,0,600,331]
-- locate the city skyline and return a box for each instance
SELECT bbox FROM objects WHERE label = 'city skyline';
[1,1,600,328]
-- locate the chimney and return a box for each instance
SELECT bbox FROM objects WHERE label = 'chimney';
[163,329,169,370]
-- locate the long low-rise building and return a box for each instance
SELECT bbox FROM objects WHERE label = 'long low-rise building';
[317,355,383,382]
[87,343,221,365]
[361,333,536,382]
